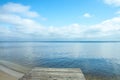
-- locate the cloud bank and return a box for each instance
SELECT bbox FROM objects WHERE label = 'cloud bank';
[103,0,120,7]
[0,2,120,40]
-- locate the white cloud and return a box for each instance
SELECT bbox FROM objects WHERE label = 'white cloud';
[1,2,39,18]
[0,2,120,40]
[83,13,92,18]
[89,17,120,37]
[0,14,44,33]
[103,0,120,7]
[0,2,47,39]
[47,24,85,38]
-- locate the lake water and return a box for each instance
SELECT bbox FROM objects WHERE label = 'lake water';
[0,42,120,59]
[0,42,120,77]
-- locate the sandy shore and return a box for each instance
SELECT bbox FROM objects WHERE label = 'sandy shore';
[0,70,18,80]
[0,65,24,78]
[0,60,28,80]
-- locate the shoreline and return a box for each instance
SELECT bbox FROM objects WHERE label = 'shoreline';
[0,65,24,78]
[0,60,27,80]
[0,70,18,80]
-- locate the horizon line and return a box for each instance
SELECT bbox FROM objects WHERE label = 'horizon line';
[0,41,120,43]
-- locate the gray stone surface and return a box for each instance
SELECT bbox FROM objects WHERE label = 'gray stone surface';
[19,67,86,80]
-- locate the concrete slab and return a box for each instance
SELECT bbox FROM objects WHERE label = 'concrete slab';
[19,67,86,80]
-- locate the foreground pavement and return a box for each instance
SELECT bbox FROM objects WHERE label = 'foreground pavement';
[19,67,86,80]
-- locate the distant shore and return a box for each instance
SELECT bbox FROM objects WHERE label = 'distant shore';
[0,41,120,43]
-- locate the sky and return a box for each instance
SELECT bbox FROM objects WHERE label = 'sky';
[0,0,120,41]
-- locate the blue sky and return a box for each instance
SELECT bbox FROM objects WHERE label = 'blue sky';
[0,0,120,41]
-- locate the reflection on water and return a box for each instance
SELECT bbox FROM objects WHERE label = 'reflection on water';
[0,42,120,60]
[0,42,120,78]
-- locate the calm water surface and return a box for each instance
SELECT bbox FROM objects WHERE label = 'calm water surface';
[0,42,120,59]
[0,42,120,76]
